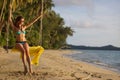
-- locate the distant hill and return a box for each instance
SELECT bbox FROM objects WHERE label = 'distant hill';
[63,45,120,51]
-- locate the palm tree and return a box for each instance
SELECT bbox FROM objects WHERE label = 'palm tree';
[42,10,74,49]
[0,0,44,50]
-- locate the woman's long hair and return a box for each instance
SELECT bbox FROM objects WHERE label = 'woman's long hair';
[14,16,23,27]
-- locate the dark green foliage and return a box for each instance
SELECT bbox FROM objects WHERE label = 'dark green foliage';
[8,30,16,47]
[26,28,40,46]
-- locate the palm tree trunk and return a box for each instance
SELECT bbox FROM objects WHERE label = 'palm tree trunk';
[0,0,6,33]
[0,0,6,21]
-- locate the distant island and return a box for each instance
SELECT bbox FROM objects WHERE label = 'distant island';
[63,45,120,51]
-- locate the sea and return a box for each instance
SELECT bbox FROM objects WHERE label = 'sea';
[65,50,120,73]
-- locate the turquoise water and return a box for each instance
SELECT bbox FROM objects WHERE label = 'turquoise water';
[65,50,120,73]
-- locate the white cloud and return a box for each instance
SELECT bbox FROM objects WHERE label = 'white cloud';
[53,0,94,16]
[70,20,93,28]
[53,0,93,6]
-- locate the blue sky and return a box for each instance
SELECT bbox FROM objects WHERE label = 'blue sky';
[52,0,120,47]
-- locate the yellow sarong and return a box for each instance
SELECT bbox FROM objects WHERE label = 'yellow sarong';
[12,46,44,65]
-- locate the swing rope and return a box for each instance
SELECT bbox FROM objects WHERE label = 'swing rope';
[6,20,9,53]
[40,0,44,46]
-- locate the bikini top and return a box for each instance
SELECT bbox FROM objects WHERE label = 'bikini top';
[16,30,26,35]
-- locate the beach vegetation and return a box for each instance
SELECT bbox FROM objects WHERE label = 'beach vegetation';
[0,0,74,49]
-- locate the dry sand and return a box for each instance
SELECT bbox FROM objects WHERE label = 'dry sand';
[0,48,120,80]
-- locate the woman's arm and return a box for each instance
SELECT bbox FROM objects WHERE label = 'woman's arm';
[8,4,17,30]
[25,13,43,29]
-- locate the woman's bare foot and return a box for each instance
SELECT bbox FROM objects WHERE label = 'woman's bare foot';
[24,66,28,75]
[29,66,33,74]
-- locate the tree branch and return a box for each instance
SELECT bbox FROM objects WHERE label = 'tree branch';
[8,3,17,30]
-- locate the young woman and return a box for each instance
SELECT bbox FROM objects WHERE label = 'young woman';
[9,5,43,75]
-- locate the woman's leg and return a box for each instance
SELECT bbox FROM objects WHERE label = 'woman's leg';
[16,43,28,74]
[23,42,32,73]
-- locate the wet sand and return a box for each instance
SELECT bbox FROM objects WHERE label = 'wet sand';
[0,48,120,80]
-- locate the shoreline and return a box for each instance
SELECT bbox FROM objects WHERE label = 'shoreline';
[60,50,118,73]
[0,48,120,80]
[64,49,120,74]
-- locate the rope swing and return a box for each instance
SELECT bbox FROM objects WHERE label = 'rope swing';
[7,0,45,65]
[40,0,44,46]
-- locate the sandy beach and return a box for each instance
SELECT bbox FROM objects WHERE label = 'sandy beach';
[0,48,120,80]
